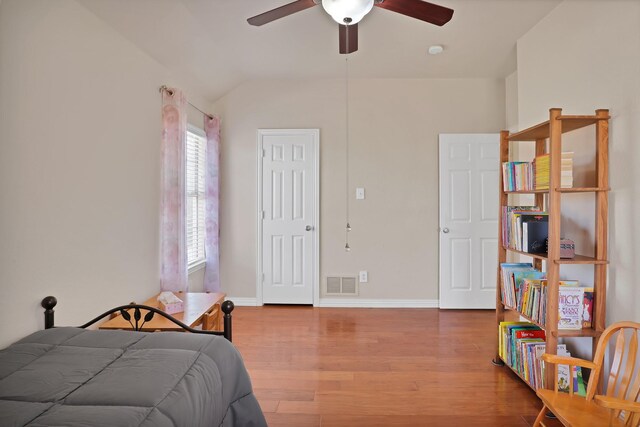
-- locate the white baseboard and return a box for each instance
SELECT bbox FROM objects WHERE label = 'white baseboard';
[225,297,260,306]
[225,297,440,308]
[316,298,439,308]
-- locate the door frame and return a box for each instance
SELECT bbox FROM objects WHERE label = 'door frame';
[256,129,320,306]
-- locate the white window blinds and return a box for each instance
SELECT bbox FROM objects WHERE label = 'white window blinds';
[186,127,206,266]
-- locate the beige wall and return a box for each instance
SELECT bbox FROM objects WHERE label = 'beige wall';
[0,0,206,347]
[505,71,519,132]
[516,0,640,324]
[213,78,506,302]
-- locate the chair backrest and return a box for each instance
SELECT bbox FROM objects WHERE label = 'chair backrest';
[587,321,640,425]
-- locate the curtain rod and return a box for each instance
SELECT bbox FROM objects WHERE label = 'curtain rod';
[159,85,214,120]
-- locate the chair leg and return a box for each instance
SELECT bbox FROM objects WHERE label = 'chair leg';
[533,405,549,427]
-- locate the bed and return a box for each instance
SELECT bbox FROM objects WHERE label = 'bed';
[0,297,267,427]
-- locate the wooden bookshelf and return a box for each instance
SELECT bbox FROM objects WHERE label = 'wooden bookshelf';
[494,108,610,392]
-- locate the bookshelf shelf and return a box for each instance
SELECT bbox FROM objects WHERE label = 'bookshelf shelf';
[557,187,610,193]
[554,256,608,265]
[507,112,610,141]
[502,304,601,338]
[508,121,551,142]
[504,248,548,261]
[504,187,610,194]
[505,189,550,194]
[503,248,608,265]
[495,108,609,393]
[554,329,602,338]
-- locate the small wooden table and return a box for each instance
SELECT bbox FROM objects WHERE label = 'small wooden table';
[99,292,226,332]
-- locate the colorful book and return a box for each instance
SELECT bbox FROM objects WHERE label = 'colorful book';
[496,321,587,392]
[533,344,547,389]
[574,366,586,396]
[508,324,541,366]
[556,346,572,392]
[500,263,534,307]
[582,287,594,328]
[515,329,546,340]
[558,287,584,330]
[513,271,546,312]
[533,152,574,189]
[502,206,542,251]
[498,321,531,360]
[519,338,544,376]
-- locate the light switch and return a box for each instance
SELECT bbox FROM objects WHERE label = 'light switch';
[356,187,365,200]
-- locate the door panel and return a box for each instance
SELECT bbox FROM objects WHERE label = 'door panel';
[450,238,471,290]
[439,134,499,309]
[450,170,471,221]
[260,130,318,304]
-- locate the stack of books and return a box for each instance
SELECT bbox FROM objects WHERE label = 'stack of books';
[499,263,594,330]
[498,321,586,393]
[501,206,548,253]
[500,263,545,309]
[561,152,574,188]
[502,161,534,191]
[533,152,574,189]
[534,154,549,190]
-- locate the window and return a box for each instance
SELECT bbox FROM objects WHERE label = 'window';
[186,126,206,267]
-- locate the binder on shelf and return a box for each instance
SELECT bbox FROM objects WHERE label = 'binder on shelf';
[521,213,549,253]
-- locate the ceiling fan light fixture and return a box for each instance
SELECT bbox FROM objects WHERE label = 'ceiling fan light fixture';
[322,0,374,25]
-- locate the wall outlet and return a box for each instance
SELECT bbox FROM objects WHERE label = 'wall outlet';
[359,270,368,283]
[356,187,365,200]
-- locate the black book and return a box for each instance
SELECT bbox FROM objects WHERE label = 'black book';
[521,214,549,253]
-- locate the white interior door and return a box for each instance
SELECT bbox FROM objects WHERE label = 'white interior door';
[439,134,499,309]
[259,129,318,304]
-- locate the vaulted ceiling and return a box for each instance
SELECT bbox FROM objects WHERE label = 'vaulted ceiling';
[78,0,561,101]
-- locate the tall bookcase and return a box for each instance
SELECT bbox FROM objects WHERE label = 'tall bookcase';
[493,108,610,390]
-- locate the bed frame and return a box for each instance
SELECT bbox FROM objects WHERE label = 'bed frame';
[40,296,235,341]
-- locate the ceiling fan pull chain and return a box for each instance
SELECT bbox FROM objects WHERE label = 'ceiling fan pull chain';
[345,55,351,251]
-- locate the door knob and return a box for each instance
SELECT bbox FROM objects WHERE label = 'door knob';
[306,225,314,231]
[442,228,450,233]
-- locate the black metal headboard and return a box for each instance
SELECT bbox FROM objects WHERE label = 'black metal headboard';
[41,296,234,342]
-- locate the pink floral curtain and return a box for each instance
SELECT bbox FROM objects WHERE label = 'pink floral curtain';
[203,115,221,291]
[160,88,188,292]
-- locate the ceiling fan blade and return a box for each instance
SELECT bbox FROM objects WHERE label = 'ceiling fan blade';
[247,0,318,26]
[375,0,453,26]
[339,24,358,54]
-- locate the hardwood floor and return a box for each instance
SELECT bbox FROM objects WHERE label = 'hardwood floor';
[232,306,542,426]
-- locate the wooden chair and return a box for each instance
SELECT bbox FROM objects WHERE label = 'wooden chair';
[533,321,640,427]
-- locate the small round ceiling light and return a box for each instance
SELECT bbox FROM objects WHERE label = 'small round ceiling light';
[428,45,444,55]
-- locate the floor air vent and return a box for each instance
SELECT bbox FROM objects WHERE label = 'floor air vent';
[326,276,358,296]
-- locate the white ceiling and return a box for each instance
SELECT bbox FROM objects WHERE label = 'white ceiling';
[78,0,561,102]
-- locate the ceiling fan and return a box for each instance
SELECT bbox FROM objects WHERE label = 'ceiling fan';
[247,0,454,54]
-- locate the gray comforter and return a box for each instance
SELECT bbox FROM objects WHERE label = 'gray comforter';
[0,328,267,427]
